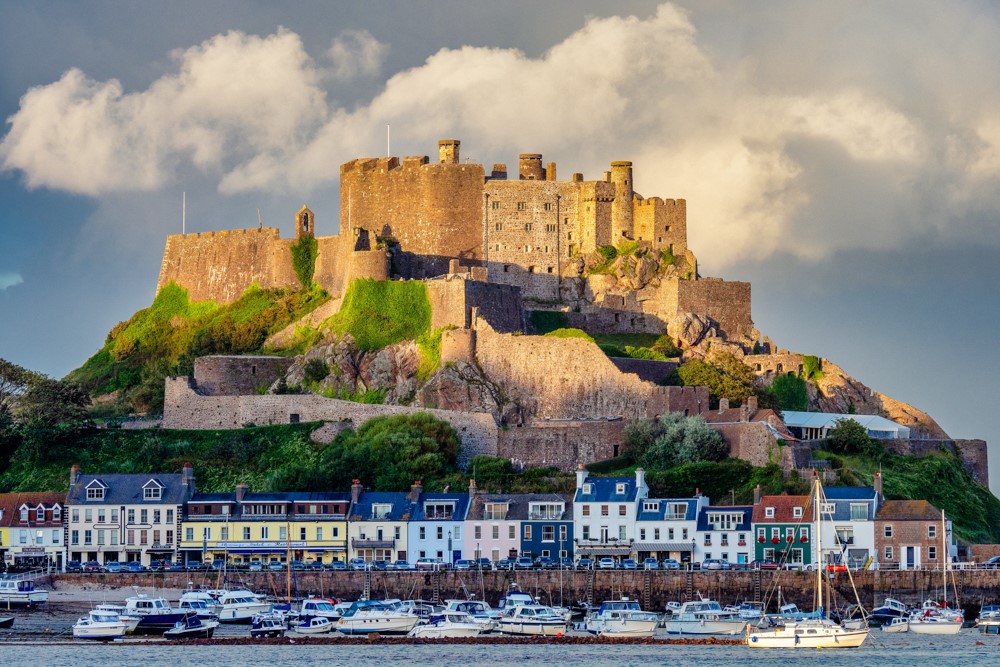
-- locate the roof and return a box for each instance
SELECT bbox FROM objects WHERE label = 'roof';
[752,496,812,523]
[781,411,910,438]
[696,505,753,531]
[409,493,472,522]
[575,477,640,504]
[876,500,943,522]
[349,492,415,522]
[466,493,571,521]
[820,487,878,521]
[822,486,877,501]
[636,498,700,522]
[67,473,189,506]
[633,542,694,551]
[0,494,22,527]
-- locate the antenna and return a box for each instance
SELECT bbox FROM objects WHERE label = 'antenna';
[182,192,186,235]
[257,208,262,229]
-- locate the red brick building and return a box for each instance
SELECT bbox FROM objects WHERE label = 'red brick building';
[875,500,951,570]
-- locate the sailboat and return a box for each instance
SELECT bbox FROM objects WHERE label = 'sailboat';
[908,509,962,635]
[746,475,870,649]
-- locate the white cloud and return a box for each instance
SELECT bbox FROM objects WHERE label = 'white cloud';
[4,2,1000,267]
[0,272,24,290]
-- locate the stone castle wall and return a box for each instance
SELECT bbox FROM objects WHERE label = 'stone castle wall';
[473,319,708,421]
[498,420,627,471]
[884,438,990,487]
[192,356,294,396]
[425,274,524,333]
[673,277,754,340]
[162,377,498,468]
[608,357,678,384]
[633,197,688,257]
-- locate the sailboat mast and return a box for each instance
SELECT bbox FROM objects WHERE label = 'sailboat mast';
[815,475,823,616]
[941,509,947,606]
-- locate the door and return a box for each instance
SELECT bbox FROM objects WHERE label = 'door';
[905,546,915,570]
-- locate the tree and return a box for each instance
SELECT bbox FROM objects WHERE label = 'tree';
[675,352,756,405]
[0,358,38,418]
[827,418,880,457]
[769,373,809,411]
[627,414,728,470]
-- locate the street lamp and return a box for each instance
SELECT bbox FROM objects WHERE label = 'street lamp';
[448,530,453,564]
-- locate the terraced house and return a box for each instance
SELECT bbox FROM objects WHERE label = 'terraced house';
[406,483,471,565]
[573,467,649,562]
[66,463,194,567]
[0,492,66,571]
[752,494,813,568]
[695,503,753,566]
[348,484,415,564]
[633,494,707,565]
[180,485,349,567]
[463,483,522,562]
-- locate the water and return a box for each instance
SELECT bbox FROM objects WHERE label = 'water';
[1,605,996,667]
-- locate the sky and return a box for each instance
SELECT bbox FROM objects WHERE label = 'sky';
[0,1,997,491]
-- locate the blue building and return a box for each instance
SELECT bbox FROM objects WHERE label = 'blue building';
[696,504,754,565]
[406,484,471,564]
[519,494,574,561]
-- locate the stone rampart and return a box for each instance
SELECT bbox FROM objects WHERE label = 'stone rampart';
[674,277,754,340]
[608,357,678,384]
[498,420,626,471]
[192,356,294,396]
[884,438,990,487]
[425,274,524,333]
[162,377,497,467]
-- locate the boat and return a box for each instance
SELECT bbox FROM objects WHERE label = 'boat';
[292,616,334,635]
[94,604,141,633]
[870,597,909,625]
[335,600,420,635]
[178,597,221,622]
[163,613,219,640]
[442,599,501,633]
[0,616,13,629]
[497,584,571,622]
[215,589,273,623]
[583,598,659,637]
[725,601,765,621]
[408,611,484,638]
[978,604,1000,635]
[746,476,870,649]
[496,603,569,636]
[663,596,746,635]
[72,610,129,640]
[123,595,189,634]
[0,578,48,606]
[298,597,343,620]
[882,617,909,633]
[908,600,962,635]
[250,614,286,638]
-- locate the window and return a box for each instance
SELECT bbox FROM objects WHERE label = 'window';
[764,507,775,518]
[618,505,627,516]
[668,528,675,540]
[544,203,552,211]
[492,201,500,210]
[153,510,161,523]
[928,546,937,560]
[419,526,426,540]
[850,503,868,520]
[542,526,555,542]
[424,503,454,520]
[474,525,482,539]
[53,507,60,521]
[35,507,44,522]
[19,508,27,522]
[437,526,444,540]
[666,503,688,520]
[87,487,105,500]
[127,509,135,524]
[140,530,148,545]
[454,526,461,540]
[757,527,765,540]
[928,525,937,539]
[71,530,79,545]
[485,503,508,520]
[316,527,323,541]
[243,527,251,540]
[140,509,148,524]
[615,483,626,495]
[619,525,627,540]
[601,505,609,517]
[654,528,660,540]
[220,527,229,541]
[492,525,499,539]
[52,529,60,543]
[260,526,269,539]
[582,526,590,540]
[85,509,93,522]
[640,528,646,540]
[545,223,557,232]
[112,509,119,522]
[884,546,893,560]
[143,486,161,500]
[494,222,503,231]
[821,503,835,515]
[72,509,79,522]
[278,526,287,540]
[372,503,391,519]
[524,525,532,540]
[393,527,398,539]
[524,223,533,231]
[19,530,26,544]
[185,527,194,541]
[560,525,567,541]
[95,509,105,523]
[202,527,211,540]
[682,528,688,540]
[517,202,526,211]
[165,530,173,544]
[84,530,92,545]
[509,525,515,539]
[111,530,119,545]
[582,506,590,517]
[884,525,893,538]
[793,507,803,519]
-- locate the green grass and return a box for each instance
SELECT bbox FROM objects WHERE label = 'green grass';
[417,327,450,383]
[544,328,595,342]
[529,310,568,334]
[321,279,431,351]
[592,333,661,349]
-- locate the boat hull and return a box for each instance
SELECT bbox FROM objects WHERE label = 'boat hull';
[881,618,908,633]
[0,616,13,629]
[747,625,869,648]
[496,619,568,636]
[72,624,128,640]
[164,622,218,640]
[218,603,273,623]
[664,619,746,635]
[908,619,962,635]
[133,613,191,635]
[408,624,482,638]
[293,620,334,635]
[337,616,419,635]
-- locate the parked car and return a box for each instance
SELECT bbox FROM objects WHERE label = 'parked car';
[558,556,574,569]
[515,556,534,570]
[534,557,556,569]
[701,559,731,570]
[621,559,638,570]
[290,560,307,571]
[84,560,105,573]
[642,557,660,570]
[454,559,474,571]
[268,560,286,572]
[661,558,680,570]
[475,557,493,570]
[125,561,145,573]
[211,559,227,571]
[307,560,324,571]
[415,558,445,571]
[598,557,617,570]
[165,560,186,572]
[983,555,1000,569]
[248,559,263,572]
[496,558,515,570]
[328,560,347,571]
[575,558,594,570]
[104,561,123,573]
[369,560,390,571]
[349,557,368,571]
[187,560,207,571]
[392,560,412,571]
[66,560,83,573]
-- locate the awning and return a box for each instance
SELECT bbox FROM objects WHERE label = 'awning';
[575,546,632,556]
[632,542,694,552]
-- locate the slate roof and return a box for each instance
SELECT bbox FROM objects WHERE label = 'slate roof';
[409,493,472,522]
[67,473,189,505]
[574,477,640,504]
[5,492,66,528]
[466,493,572,521]
[696,505,753,531]
[876,500,943,522]
[349,492,415,522]
[820,487,878,521]
[636,498,700,522]
[752,496,812,523]
[185,491,352,519]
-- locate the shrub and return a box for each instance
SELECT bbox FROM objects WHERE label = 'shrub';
[544,328,595,343]
[303,359,330,384]
[769,373,809,411]
[289,236,319,288]
[802,355,824,382]
[324,279,431,351]
[529,310,568,334]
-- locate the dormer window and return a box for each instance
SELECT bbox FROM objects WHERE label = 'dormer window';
[793,507,803,519]
[372,503,391,519]
[36,507,45,522]
[85,479,107,501]
[764,507,775,519]
[821,503,835,514]
[615,483,626,495]
[582,483,593,495]
[20,507,29,522]
[52,506,61,521]
[143,479,164,500]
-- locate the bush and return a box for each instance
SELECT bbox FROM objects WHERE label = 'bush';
[544,328,595,343]
[826,418,880,457]
[303,359,330,384]
[769,373,808,411]
[324,279,431,351]
[622,415,727,470]
[675,352,756,405]
[529,310,568,334]
[289,236,319,288]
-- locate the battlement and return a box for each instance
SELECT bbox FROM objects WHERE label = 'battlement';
[165,227,281,242]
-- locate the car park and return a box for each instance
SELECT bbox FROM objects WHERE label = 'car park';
[66,560,83,573]
[84,560,104,573]
[104,561,123,573]
[661,559,680,570]
[643,557,659,570]
[621,559,638,570]
[515,556,534,570]
[164,561,185,572]
[576,558,593,570]
[598,557,616,570]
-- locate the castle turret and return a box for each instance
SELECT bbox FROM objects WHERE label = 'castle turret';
[295,205,315,239]
[610,161,634,241]
[519,154,544,180]
[439,139,460,164]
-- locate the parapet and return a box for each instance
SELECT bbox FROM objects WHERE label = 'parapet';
[519,154,544,180]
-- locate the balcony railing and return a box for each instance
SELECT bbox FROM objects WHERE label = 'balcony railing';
[665,513,686,521]
[352,538,395,548]
[527,512,563,521]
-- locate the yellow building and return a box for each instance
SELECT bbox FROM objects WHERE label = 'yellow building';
[180,488,349,567]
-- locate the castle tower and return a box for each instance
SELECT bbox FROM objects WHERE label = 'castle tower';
[610,161,634,241]
[439,139,460,164]
[295,205,315,239]
[519,154,544,180]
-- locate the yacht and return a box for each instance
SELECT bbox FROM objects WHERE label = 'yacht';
[163,614,219,640]
[870,597,909,625]
[443,599,501,632]
[663,597,746,635]
[408,611,484,638]
[908,601,962,635]
[583,598,659,637]
[123,595,189,634]
[215,589,273,623]
[335,600,420,635]
[72,609,129,640]
[496,604,569,636]
[0,579,48,606]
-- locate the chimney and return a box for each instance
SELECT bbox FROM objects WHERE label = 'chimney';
[409,481,423,503]
[718,398,730,412]
[747,396,759,413]
[438,139,460,164]
[545,161,557,181]
[874,470,883,502]
[70,464,80,487]
[351,479,363,505]
[236,482,247,502]
[468,478,477,497]
[576,464,587,490]
[753,484,762,505]
[635,468,647,497]
[182,462,195,497]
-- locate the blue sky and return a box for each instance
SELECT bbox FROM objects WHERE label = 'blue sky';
[1,1,997,491]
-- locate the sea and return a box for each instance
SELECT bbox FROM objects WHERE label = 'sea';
[1,603,995,667]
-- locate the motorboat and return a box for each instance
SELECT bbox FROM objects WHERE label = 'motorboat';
[94,604,141,633]
[389,599,440,621]
[725,601,765,621]
[881,617,909,633]
[663,597,746,635]
[215,589,273,623]
[496,604,569,636]
[123,595,189,634]
[908,602,962,635]
[335,600,420,635]
[163,613,218,640]
[408,611,484,638]
[443,599,501,632]
[746,477,870,649]
[292,616,334,635]
[180,590,222,614]
[497,585,571,622]
[250,615,286,638]
[0,616,13,629]
[977,604,1000,634]
[870,597,909,625]
[583,598,659,637]
[298,597,343,620]
[178,597,221,622]
[72,610,129,640]
[0,579,48,606]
